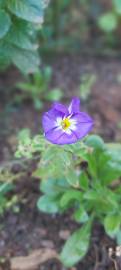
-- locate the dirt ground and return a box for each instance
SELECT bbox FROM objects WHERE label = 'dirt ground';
[0,55,121,270]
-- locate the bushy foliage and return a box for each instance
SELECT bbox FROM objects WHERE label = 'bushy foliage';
[0,0,50,73]
[16,130,121,267]
[16,67,63,109]
[41,0,121,52]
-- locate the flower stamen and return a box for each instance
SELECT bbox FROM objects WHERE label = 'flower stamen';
[61,118,71,130]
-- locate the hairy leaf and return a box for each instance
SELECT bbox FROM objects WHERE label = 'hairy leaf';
[0,10,11,38]
[8,0,44,23]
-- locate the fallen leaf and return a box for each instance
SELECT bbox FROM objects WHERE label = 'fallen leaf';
[10,248,58,270]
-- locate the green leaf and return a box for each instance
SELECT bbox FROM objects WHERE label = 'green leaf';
[65,170,79,187]
[0,40,14,67]
[104,215,121,237]
[79,74,96,101]
[98,12,118,32]
[60,190,82,208]
[84,188,118,214]
[100,161,121,185]
[33,98,43,110]
[37,195,60,214]
[17,82,34,92]
[43,66,52,82]
[17,128,31,143]
[8,0,44,23]
[107,146,121,163]
[41,146,58,163]
[0,10,11,38]
[60,222,91,267]
[85,154,98,179]
[86,140,121,185]
[113,0,121,14]
[6,20,37,50]
[116,230,121,245]
[79,172,89,190]
[10,46,40,73]
[0,182,14,194]
[40,178,69,195]
[46,88,63,101]
[74,207,89,223]
[85,135,105,150]
[99,146,121,185]
[107,143,121,153]
[0,0,4,7]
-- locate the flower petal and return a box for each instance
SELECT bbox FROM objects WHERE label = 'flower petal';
[52,102,68,115]
[70,112,93,139]
[71,112,93,124]
[68,97,80,114]
[42,108,63,133]
[45,128,78,145]
[72,122,93,140]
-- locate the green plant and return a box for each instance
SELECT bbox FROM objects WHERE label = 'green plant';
[40,0,72,51]
[39,0,121,53]
[16,130,121,267]
[15,66,63,109]
[98,0,121,33]
[0,181,15,215]
[40,0,98,52]
[0,164,25,215]
[79,73,96,101]
[0,0,50,73]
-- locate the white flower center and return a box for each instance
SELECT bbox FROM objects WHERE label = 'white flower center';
[56,116,77,134]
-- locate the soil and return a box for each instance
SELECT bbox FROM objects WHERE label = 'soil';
[0,55,121,270]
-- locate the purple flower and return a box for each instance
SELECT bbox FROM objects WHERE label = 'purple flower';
[42,97,93,145]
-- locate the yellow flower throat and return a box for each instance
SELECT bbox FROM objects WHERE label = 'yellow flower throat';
[61,118,71,130]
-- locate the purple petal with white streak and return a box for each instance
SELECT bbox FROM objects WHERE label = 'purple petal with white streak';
[68,97,80,114]
[42,109,63,133]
